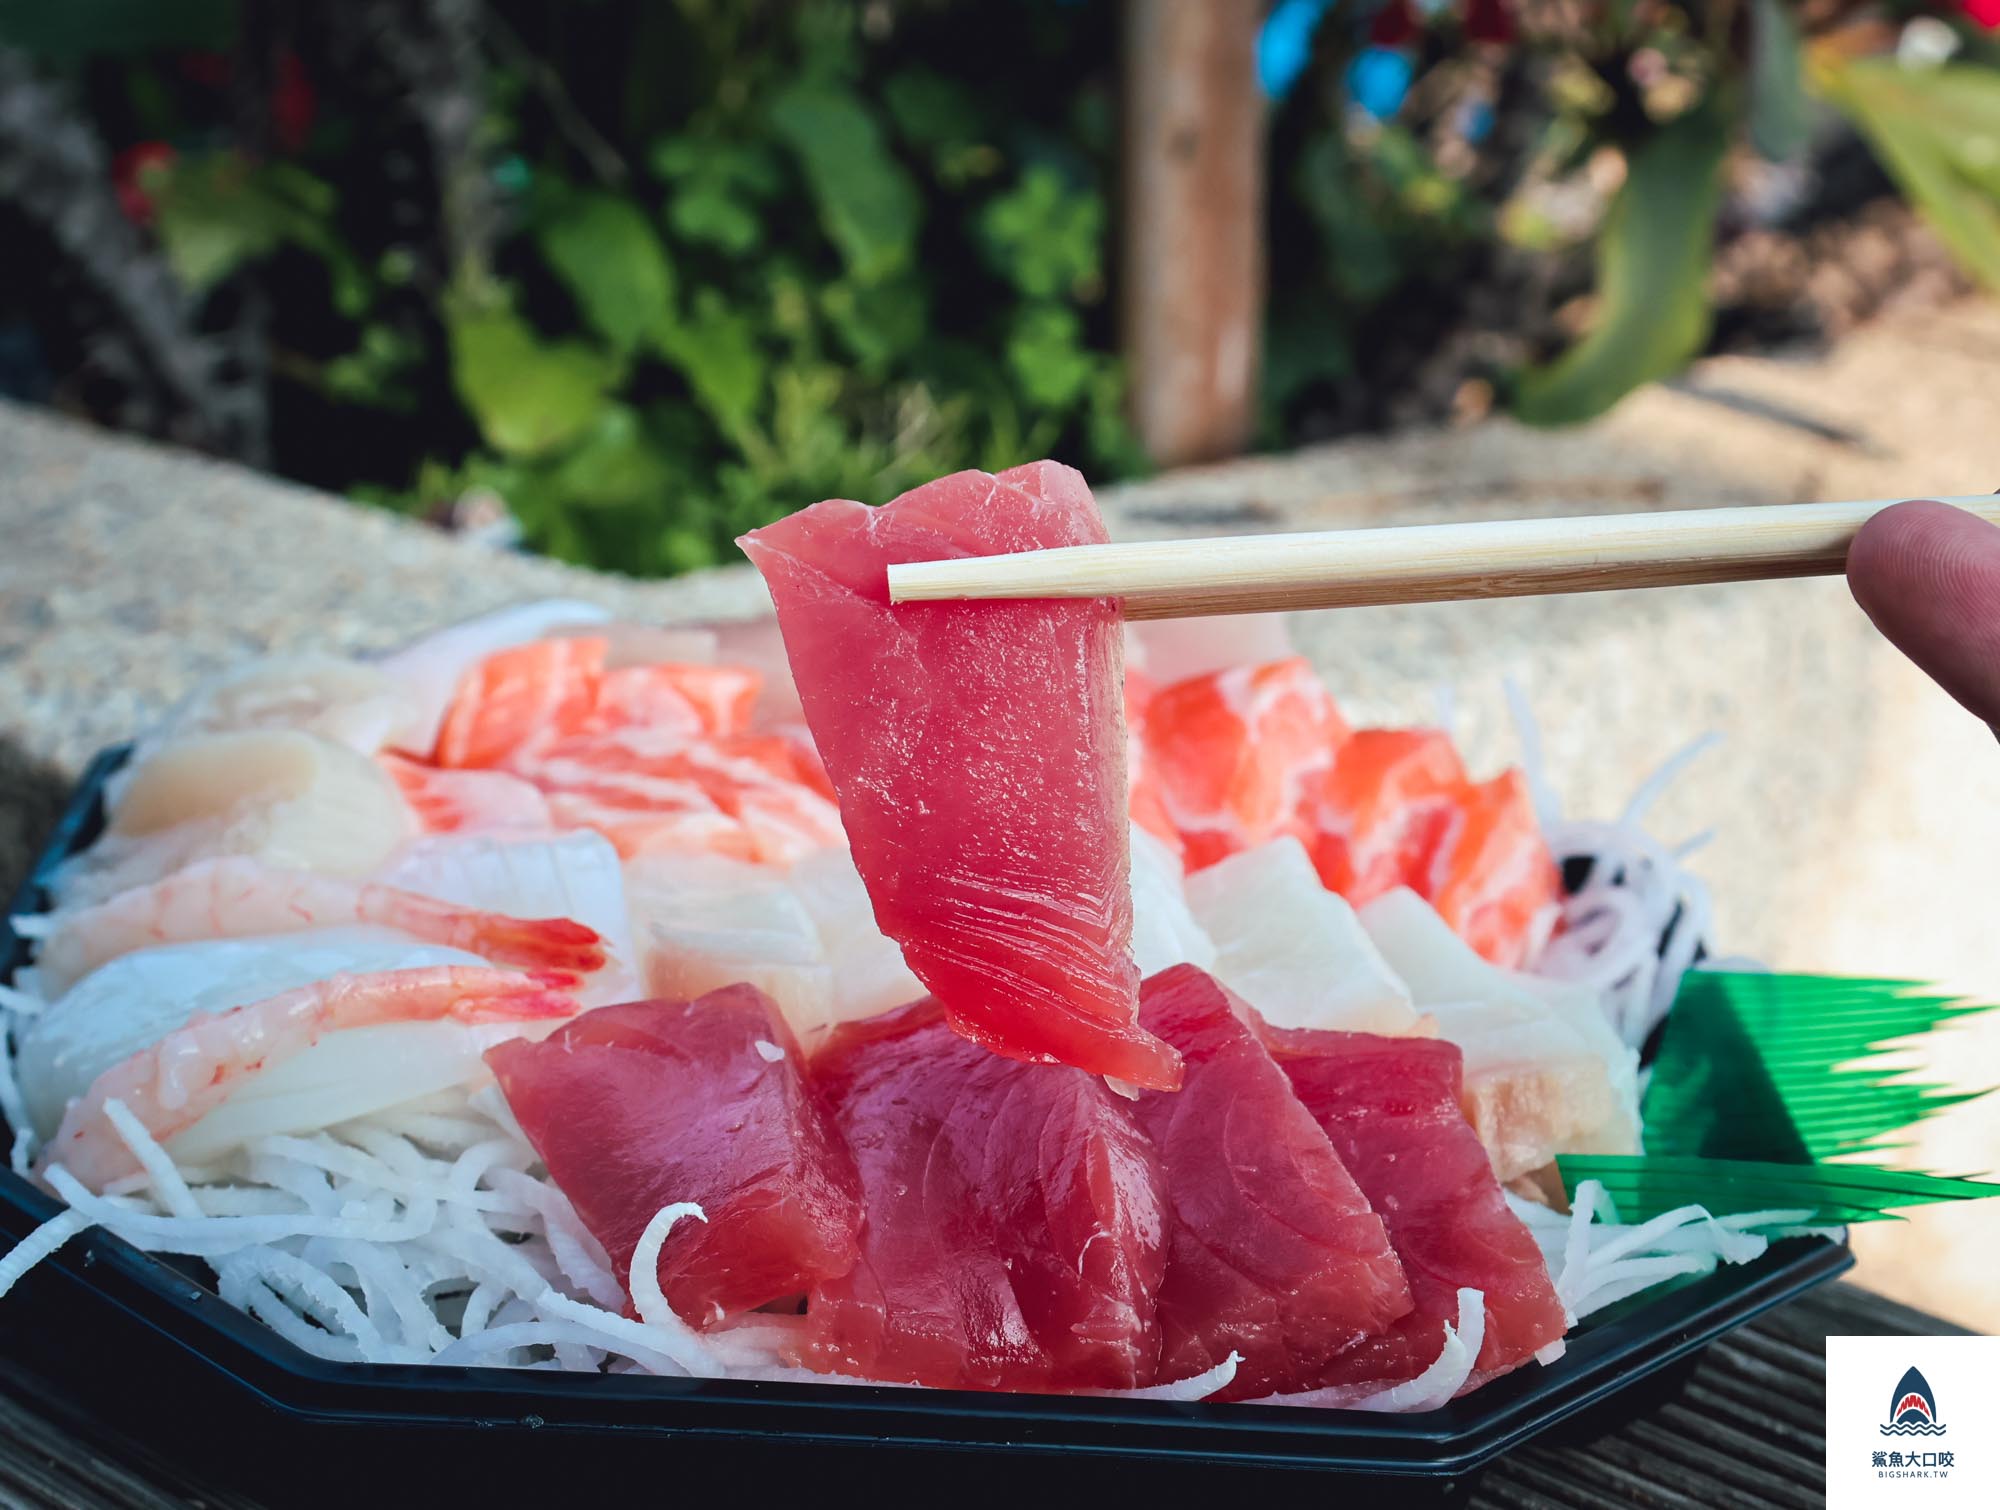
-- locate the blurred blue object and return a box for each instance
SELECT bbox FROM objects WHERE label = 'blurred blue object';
[0,322,52,404]
[1348,47,1414,120]
[492,155,532,195]
[1259,0,1335,100]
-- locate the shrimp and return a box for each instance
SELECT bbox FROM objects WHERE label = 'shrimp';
[40,965,580,1191]
[15,930,491,1139]
[34,856,607,997]
[379,753,554,835]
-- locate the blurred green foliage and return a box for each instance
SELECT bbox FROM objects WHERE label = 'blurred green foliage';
[20,0,1135,574]
[1267,2,2000,430]
[1818,57,2000,291]
[415,3,1134,572]
[1513,99,1729,425]
[7,1,2000,571]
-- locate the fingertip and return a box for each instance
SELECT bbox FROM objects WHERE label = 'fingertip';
[1846,499,1961,617]
[1845,497,2000,729]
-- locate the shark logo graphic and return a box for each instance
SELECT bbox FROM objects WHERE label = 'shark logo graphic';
[1882,1366,1948,1437]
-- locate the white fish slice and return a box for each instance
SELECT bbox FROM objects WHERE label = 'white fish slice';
[58,730,415,908]
[1126,823,1215,977]
[787,846,925,1027]
[111,657,421,810]
[1186,837,1419,1035]
[627,852,836,1037]
[1361,888,1641,1180]
[165,1019,547,1167]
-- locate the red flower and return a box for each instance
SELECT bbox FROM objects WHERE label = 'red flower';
[273,51,316,151]
[175,47,316,152]
[1465,0,1515,43]
[1369,0,1420,47]
[1967,0,2000,29]
[178,50,231,88]
[111,142,177,225]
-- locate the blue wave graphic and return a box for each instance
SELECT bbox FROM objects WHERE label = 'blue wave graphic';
[1880,1422,1949,1436]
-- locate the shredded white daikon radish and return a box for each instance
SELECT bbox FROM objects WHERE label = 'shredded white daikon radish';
[1509,1180,1818,1323]
[0,1015,36,1176]
[1255,1290,1486,1412]
[0,1083,724,1374]
[1507,693,1747,1049]
[626,1203,708,1328]
[0,982,42,1016]
[536,1287,724,1378]
[1099,1352,1242,1402]
[0,1208,88,1298]
[102,1097,202,1220]
[1351,1290,1486,1412]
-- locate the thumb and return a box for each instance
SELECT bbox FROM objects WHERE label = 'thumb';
[1846,498,2000,733]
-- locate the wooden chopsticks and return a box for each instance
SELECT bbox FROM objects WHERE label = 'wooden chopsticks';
[885,496,2000,620]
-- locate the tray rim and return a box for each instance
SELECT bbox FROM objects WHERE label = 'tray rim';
[0,744,1855,1476]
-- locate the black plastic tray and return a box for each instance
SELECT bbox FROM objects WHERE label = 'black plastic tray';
[0,748,1853,1502]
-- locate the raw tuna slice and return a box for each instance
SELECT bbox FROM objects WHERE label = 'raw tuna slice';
[799,998,1167,1391]
[487,986,861,1328]
[1261,1027,1567,1396]
[1133,967,1412,1399]
[739,464,1180,1090]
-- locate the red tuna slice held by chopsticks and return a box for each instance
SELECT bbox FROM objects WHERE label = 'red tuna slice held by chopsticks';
[487,986,862,1328]
[798,997,1168,1391]
[1260,1028,1567,1397]
[1132,967,1413,1399]
[739,463,1181,1090]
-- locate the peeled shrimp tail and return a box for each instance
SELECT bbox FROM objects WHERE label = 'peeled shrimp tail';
[351,882,607,975]
[40,965,581,1192]
[35,856,609,995]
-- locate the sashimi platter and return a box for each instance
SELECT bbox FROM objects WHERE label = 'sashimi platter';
[0,463,1968,1446]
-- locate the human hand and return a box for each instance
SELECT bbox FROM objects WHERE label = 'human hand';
[1847,499,2000,734]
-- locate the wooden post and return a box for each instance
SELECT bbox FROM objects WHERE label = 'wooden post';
[1121,0,1266,469]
